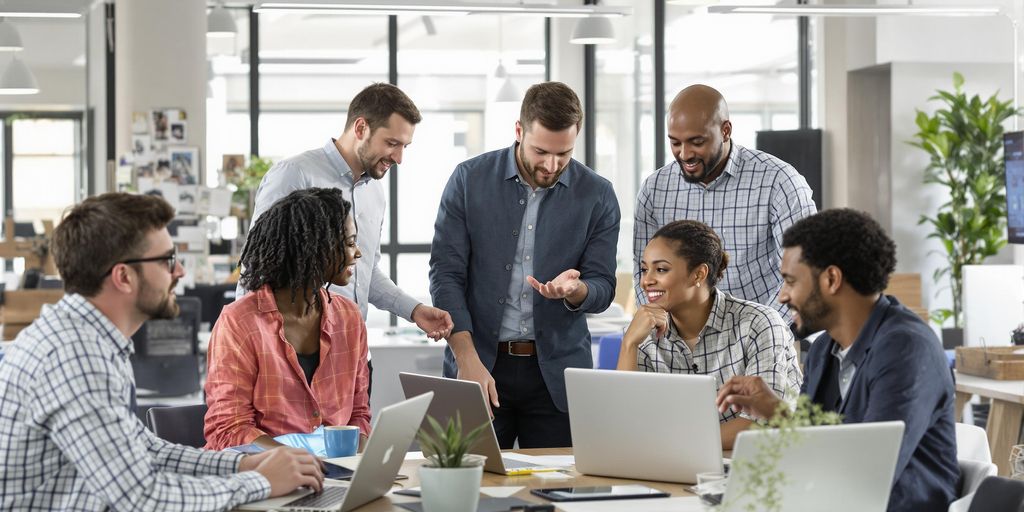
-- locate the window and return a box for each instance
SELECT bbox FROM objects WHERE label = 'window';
[10,117,82,229]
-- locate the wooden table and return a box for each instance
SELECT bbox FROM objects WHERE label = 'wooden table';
[954,371,1024,476]
[348,448,697,511]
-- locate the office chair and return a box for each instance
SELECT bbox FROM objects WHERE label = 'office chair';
[131,296,202,397]
[966,476,1024,512]
[147,403,208,448]
[955,423,992,463]
[182,283,236,330]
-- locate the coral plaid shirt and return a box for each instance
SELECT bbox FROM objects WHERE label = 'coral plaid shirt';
[204,285,370,450]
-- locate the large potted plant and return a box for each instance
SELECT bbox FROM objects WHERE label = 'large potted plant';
[224,155,273,219]
[909,72,1020,344]
[416,413,490,512]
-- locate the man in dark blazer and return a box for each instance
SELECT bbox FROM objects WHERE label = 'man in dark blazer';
[429,82,620,448]
[716,208,958,512]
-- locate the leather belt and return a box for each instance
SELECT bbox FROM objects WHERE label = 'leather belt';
[497,340,536,357]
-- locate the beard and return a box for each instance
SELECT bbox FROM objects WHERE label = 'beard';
[792,284,831,338]
[356,141,392,180]
[137,277,180,320]
[677,143,726,184]
[518,143,567,188]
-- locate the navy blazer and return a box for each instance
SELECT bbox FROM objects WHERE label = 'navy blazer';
[429,145,621,411]
[803,295,959,512]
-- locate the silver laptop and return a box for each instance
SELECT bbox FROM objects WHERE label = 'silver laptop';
[565,368,723,484]
[724,421,905,512]
[399,372,558,475]
[239,392,433,512]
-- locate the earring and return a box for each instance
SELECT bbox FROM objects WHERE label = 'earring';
[696,282,701,288]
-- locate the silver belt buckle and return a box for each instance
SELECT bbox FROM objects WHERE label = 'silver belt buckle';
[507,340,531,357]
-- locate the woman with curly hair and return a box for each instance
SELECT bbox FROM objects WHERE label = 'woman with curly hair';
[204,187,369,450]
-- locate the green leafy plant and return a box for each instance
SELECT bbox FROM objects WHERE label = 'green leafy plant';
[416,413,490,468]
[721,395,843,512]
[909,72,1021,328]
[225,155,274,216]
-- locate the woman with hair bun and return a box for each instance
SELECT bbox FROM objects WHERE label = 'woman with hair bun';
[617,219,801,449]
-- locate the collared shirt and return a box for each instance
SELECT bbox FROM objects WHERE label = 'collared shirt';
[633,144,816,318]
[430,143,621,412]
[830,343,856,401]
[0,294,268,511]
[248,139,420,322]
[636,288,802,423]
[204,285,370,450]
[498,173,548,342]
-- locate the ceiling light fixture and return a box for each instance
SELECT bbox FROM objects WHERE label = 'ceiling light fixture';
[570,16,615,44]
[207,2,238,37]
[0,55,38,95]
[495,77,519,103]
[707,4,1001,17]
[0,18,23,51]
[254,1,630,18]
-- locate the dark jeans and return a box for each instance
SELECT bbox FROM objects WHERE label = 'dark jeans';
[490,352,571,449]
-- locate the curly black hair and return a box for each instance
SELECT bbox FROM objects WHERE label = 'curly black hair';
[781,208,897,295]
[239,188,352,313]
[652,219,730,288]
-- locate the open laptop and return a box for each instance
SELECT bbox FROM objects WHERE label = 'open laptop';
[239,392,433,512]
[399,372,560,475]
[723,421,905,512]
[565,368,723,484]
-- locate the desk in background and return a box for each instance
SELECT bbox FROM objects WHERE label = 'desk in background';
[955,371,1024,476]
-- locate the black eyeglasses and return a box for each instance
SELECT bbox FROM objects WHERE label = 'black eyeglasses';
[104,250,178,276]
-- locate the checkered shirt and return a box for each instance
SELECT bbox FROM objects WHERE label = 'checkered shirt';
[0,294,269,511]
[636,288,803,422]
[633,144,816,318]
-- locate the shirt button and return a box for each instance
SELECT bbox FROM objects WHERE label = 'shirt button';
[512,229,519,236]
[505,264,512,271]
[312,410,319,417]
[525,255,531,261]
[531,193,536,198]
[498,297,506,304]
[521,328,528,333]
[522,293,527,299]
[528,224,533,230]
[519,199,525,205]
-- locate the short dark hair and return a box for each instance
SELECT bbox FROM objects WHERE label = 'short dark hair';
[52,192,176,296]
[652,220,730,288]
[520,81,583,132]
[344,82,422,133]
[239,188,352,313]
[782,208,897,295]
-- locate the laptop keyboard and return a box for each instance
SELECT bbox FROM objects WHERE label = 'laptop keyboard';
[502,458,541,469]
[285,486,348,508]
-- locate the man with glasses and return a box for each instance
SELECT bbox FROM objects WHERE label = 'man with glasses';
[0,193,325,510]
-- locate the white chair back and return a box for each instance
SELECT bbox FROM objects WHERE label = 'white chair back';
[956,423,991,463]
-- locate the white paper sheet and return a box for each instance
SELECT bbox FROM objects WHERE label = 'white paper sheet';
[480,486,525,498]
[502,452,575,468]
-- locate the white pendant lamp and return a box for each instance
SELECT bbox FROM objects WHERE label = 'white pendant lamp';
[0,56,39,95]
[570,16,615,45]
[495,77,519,103]
[208,2,237,37]
[0,18,23,51]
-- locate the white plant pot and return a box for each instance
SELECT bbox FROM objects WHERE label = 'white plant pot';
[418,454,486,512]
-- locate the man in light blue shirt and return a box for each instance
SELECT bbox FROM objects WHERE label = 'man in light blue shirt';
[249,83,453,342]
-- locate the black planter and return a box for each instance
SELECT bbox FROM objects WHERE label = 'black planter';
[942,327,963,350]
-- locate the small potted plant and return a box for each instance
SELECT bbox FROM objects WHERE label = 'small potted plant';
[416,413,490,512]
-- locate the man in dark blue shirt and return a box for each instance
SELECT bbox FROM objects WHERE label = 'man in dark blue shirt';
[429,82,620,448]
[716,208,958,512]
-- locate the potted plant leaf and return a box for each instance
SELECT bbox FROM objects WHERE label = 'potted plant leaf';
[224,154,273,219]
[909,72,1020,346]
[416,412,490,512]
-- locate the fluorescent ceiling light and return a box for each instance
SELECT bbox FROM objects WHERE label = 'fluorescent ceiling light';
[254,1,630,18]
[570,16,615,45]
[0,12,80,19]
[707,4,1002,17]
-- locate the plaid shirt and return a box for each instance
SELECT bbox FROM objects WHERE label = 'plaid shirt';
[204,285,371,450]
[0,294,268,511]
[636,288,802,422]
[633,144,816,318]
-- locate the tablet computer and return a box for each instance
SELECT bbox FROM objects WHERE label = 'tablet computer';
[531,485,669,502]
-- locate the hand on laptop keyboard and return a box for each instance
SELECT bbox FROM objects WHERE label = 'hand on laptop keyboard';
[244,446,325,497]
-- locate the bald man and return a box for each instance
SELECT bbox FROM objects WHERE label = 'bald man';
[633,85,816,318]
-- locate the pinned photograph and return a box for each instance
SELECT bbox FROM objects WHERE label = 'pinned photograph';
[131,134,153,163]
[152,110,169,140]
[221,154,244,184]
[178,185,198,215]
[132,112,150,134]
[169,146,200,185]
[170,121,187,143]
